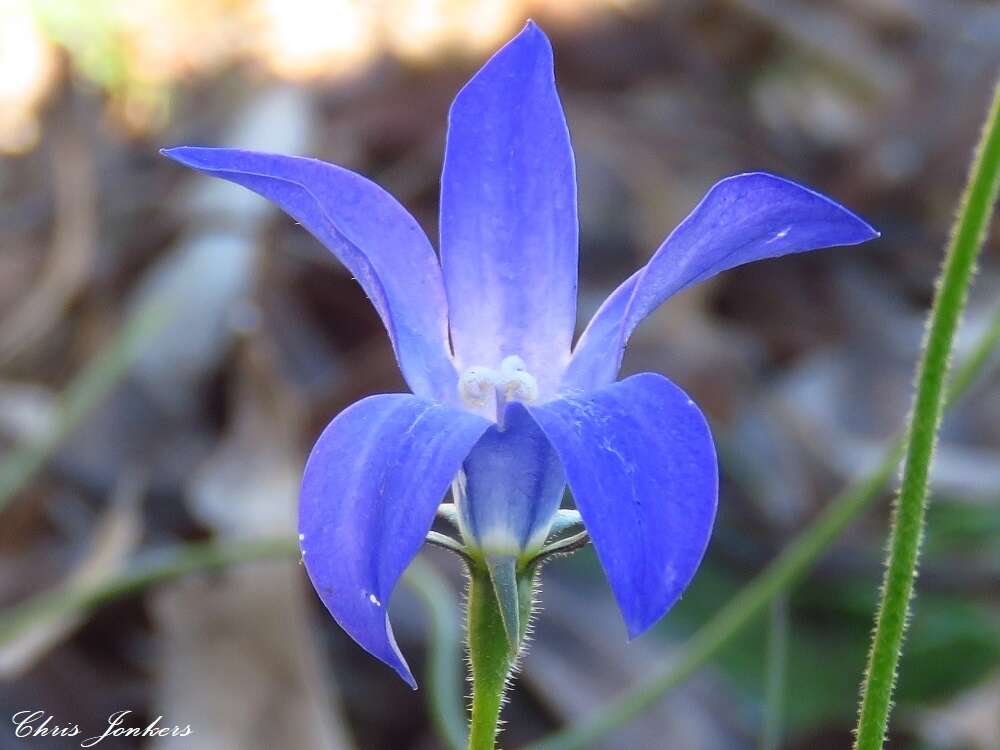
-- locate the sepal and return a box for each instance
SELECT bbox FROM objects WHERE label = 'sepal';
[486,555,521,650]
[546,508,584,538]
[469,556,539,661]
[534,530,590,562]
[424,530,472,563]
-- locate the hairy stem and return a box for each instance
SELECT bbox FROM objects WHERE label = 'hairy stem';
[465,558,538,750]
[853,81,1000,750]
[466,565,513,750]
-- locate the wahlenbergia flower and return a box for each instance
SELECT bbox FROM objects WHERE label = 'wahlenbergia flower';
[162,21,877,688]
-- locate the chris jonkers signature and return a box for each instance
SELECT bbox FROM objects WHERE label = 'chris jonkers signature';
[11,710,192,746]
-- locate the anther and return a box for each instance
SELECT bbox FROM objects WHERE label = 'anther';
[458,355,539,410]
[459,366,500,407]
[503,370,539,403]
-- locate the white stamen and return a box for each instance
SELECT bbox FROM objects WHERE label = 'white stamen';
[368,593,381,606]
[458,354,539,410]
[504,370,539,402]
[459,366,500,406]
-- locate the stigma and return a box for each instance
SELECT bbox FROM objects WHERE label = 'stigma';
[459,355,539,412]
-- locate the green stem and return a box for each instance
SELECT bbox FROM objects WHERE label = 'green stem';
[466,559,538,750]
[524,296,1000,750]
[467,564,515,750]
[854,81,1000,750]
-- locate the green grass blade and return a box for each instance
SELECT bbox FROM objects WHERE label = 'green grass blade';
[0,536,297,646]
[0,300,170,512]
[759,595,788,750]
[853,80,1000,750]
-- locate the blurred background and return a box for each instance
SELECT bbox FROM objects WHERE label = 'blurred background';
[1,1,999,748]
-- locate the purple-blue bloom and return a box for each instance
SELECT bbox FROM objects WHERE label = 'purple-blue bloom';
[162,21,877,688]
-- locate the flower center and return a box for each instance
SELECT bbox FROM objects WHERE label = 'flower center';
[459,355,539,413]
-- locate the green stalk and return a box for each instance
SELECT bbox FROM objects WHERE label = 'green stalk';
[466,559,537,750]
[524,297,1000,750]
[467,565,514,750]
[853,81,1000,750]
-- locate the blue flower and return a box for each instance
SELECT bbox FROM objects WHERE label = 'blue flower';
[162,21,877,688]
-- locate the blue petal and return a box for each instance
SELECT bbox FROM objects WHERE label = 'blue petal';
[564,173,879,390]
[440,22,578,392]
[160,147,457,402]
[525,373,718,637]
[456,403,565,555]
[299,394,490,687]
